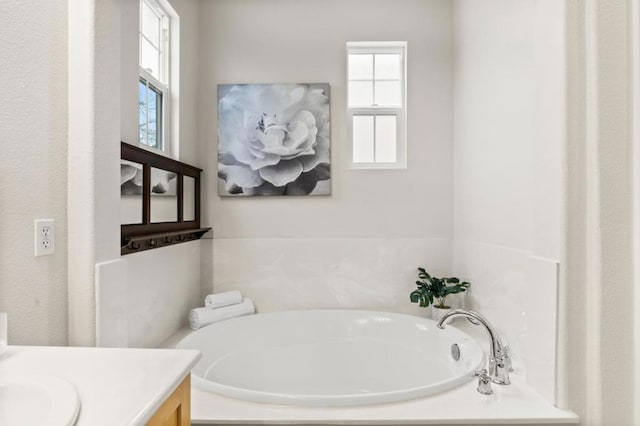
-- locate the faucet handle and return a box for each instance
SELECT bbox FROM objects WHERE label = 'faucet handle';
[492,351,511,385]
[475,369,493,395]
[502,346,513,372]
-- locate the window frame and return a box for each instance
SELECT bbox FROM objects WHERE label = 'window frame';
[347,41,407,169]
[139,0,171,157]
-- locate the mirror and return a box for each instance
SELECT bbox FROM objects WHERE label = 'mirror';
[150,167,178,223]
[120,160,143,224]
[183,176,196,221]
[121,142,207,255]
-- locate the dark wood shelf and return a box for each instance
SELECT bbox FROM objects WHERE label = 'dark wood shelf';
[121,227,211,255]
[121,141,207,255]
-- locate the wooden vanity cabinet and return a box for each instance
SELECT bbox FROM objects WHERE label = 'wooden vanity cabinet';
[147,374,191,426]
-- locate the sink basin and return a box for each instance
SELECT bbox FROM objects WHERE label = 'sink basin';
[0,374,80,426]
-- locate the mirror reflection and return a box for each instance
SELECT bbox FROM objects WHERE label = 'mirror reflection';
[183,176,196,222]
[120,160,143,225]
[150,167,178,223]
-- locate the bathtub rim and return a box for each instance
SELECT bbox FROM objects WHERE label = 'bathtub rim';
[176,308,486,407]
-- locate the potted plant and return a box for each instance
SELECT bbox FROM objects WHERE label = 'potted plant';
[409,267,470,322]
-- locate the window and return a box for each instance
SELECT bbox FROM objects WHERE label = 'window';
[347,42,407,168]
[139,0,170,153]
[139,77,163,149]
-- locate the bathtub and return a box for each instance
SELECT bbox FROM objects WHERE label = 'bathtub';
[176,309,484,406]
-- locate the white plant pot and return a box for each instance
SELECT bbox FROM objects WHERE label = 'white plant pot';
[431,306,452,323]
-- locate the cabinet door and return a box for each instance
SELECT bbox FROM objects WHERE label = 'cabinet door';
[147,374,191,426]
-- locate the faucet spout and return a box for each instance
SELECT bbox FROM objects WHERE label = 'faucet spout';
[437,309,511,387]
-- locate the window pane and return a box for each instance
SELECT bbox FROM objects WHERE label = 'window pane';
[353,115,374,163]
[348,81,373,107]
[148,84,156,110]
[348,54,373,80]
[139,80,163,150]
[139,81,148,145]
[148,85,162,149]
[140,37,160,79]
[375,81,402,106]
[375,115,397,163]
[148,121,158,148]
[152,86,163,149]
[375,54,401,80]
[141,1,161,47]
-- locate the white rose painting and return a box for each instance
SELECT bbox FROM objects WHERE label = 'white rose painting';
[217,83,331,196]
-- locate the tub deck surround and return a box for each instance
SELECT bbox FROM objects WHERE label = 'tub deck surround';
[163,311,578,425]
[0,346,200,425]
[188,375,577,425]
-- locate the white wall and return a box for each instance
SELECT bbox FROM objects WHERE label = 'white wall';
[569,0,635,424]
[0,0,68,345]
[454,2,638,424]
[199,0,454,313]
[633,1,640,424]
[453,0,535,252]
[591,0,635,419]
[199,0,454,240]
[452,0,566,405]
[0,0,204,348]
[453,0,564,260]
[99,0,205,348]
[68,0,122,346]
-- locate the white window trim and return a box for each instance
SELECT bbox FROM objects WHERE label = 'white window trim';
[347,41,407,169]
[139,0,178,159]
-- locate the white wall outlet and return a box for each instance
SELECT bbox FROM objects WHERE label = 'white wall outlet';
[34,219,55,256]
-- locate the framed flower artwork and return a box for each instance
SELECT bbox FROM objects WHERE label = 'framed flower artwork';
[217,83,331,196]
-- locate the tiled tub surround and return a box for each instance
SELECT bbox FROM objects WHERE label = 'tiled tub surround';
[213,238,452,316]
[96,240,204,348]
[453,241,560,405]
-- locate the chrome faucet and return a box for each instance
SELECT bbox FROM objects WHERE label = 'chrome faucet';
[437,309,512,394]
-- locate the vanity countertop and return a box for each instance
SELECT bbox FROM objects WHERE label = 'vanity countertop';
[0,345,200,425]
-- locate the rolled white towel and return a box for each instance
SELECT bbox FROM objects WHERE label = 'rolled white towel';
[204,290,243,309]
[189,298,255,330]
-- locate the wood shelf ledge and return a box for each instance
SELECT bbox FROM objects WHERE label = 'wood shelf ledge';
[121,228,211,255]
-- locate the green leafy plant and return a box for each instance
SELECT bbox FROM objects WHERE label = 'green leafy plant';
[410,267,470,309]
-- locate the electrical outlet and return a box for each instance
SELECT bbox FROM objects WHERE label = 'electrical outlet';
[34,219,55,256]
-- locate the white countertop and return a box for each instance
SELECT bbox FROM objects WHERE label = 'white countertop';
[162,328,578,425]
[0,345,200,426]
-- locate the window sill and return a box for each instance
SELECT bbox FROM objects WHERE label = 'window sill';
[136,142,174,160]
[350,163,407,170]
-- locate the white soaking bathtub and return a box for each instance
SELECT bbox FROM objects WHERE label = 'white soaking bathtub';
[176,309,484,407]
